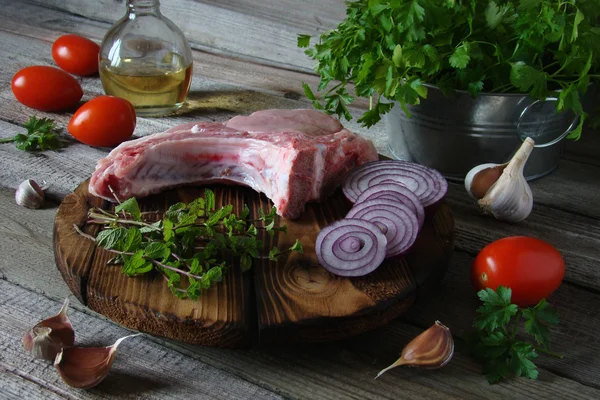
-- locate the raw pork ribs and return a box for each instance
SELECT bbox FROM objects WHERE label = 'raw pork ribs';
[89,109,378,219]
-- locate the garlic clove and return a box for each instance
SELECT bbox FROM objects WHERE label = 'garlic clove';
[478,138,535,223]
[23,297,75,361]
[375,321,454,379]
[464,163,507,200]
[54,333,141,389]
[15,179,45,209]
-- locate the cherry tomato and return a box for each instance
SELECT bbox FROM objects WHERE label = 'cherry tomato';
[68,96,136,147]
[11,66,83,112]
[471,236,565,306]
[52,34,100,76]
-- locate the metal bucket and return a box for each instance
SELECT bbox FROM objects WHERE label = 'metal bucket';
[385,85,579,181]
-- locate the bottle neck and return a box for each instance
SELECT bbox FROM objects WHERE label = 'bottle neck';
[127,0,160,17]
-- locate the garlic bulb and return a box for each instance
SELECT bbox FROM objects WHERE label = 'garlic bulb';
[464,138,535,223]
[54,333,140,389]
[375,321,454,378]
[15,179,45,209]
[23,297,75,361]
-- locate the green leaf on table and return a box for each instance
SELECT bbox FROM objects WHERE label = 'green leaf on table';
[522,298,560,350]
[115,198,142,221]
[240,254,252,272]
[204,189,215,212]
[96,227,128,251]
[122,227,142,252]
[122,250,153,276]
[511,341,539,380]
[297,34,311,48]
[268,246,280,261]
[3,116,64,152]
[289,239,304,253]
[144,241,171,260]
[474,286,518,332]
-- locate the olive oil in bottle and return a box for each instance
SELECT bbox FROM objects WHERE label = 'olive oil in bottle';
[99,57,193,117]
[98,0,193,117]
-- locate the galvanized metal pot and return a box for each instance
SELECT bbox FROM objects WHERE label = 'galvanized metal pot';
[385,85,578,182]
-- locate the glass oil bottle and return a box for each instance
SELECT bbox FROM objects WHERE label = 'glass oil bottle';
[99,0,193,116]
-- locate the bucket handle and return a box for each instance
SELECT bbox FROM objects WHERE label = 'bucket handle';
[516,97,580,148]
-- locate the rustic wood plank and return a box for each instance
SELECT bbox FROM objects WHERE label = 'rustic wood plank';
[23,0,345,72]
[249,189,449,344]
[445,182,600,291]
[1,1,599,397]
[7,255,599,399]
[160,320,600,400]
[0,280,284,399]
[403,250,600,389]
[53,178,450,346]
[54,182,253,347]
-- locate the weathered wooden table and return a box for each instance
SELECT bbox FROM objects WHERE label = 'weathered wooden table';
[1,1,599,399]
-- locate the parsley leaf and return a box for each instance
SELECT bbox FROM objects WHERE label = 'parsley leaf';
[0,116,64,151]
[297,34,311,48]
[299,0,599,138]
[522,299,560,350]
[468,285,561,384]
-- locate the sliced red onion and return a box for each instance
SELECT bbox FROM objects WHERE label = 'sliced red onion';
[316,219,388,277]
[354,183,425,228]
[346,200,419,258]
[343,160,448,208]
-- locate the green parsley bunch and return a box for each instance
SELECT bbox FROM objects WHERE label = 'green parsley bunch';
[299,0,599,139]
[469,286,561,383]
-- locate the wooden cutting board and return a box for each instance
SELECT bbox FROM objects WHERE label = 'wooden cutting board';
[53,180,454,348]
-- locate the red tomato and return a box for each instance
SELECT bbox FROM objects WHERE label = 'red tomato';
[471,236,565,306]
[11,66,83,112]
[52,34,100,76]
[68,96,136,147]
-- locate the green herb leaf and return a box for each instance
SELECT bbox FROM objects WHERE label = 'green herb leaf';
[144,242,171,260]
[297,34,311,48]
[115,197,142,221]
[240,254,252,272]
[0,116,64,151]
[509,62,547,98]
[80,190,303,300]
[204,189,215,212]
[289,239,304,253]
[474,286,519,332]
[122,250,153,276]
[449,44,470,69]
[269,246,280,261]
[298,0,598,137]
[96,227,128,250]
[468,285,560,383]
[522,298,560,350]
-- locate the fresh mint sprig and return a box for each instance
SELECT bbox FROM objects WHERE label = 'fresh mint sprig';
[74,190,303,300]
[468,285,561,383]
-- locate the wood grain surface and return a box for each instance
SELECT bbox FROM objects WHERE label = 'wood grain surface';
[53,180,454,347]
[2,0,600,398]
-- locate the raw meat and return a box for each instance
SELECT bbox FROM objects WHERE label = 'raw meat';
[89,109,378,219]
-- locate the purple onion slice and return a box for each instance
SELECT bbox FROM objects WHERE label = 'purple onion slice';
[343,160,448,208]
[346,200,419,258]
[315,219,388,277]
[354,183,425,228]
